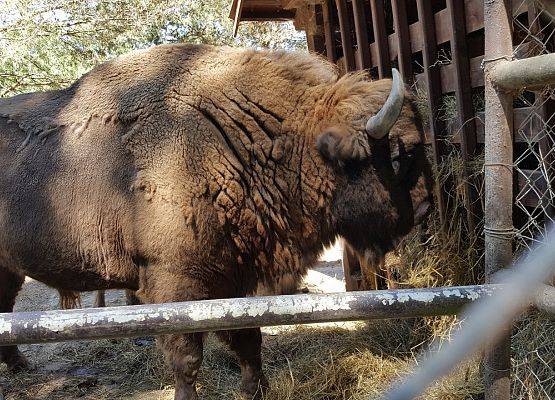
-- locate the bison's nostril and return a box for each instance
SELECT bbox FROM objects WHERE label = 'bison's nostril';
[392,160,400,174]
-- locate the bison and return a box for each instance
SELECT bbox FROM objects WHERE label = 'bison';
[0,44,431,399]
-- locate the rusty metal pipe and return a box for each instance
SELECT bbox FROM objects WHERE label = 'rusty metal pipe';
[0,286,500,346]
[483,1,514,399]
[492,54,555,91]
[534,283,555,315]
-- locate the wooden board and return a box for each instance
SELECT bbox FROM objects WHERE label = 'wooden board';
[335,0,356,72]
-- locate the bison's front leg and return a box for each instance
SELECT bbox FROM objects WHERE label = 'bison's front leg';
[139,267,207,400]
[159,332,204,400]
[0,267,28,372]
[216,328,268,399]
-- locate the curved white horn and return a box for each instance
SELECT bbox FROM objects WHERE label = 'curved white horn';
[365,68,405,140]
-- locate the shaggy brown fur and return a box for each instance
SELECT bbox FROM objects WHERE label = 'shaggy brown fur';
[0,44,431,399]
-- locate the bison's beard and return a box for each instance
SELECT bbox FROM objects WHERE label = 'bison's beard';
[256,273,302,296]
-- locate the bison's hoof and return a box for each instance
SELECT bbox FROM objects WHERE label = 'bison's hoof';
[241,375,269,400]
[174,384,198,400]
[6,352,29,373]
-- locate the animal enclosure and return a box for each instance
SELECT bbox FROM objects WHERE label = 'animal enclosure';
[1,1,555,400]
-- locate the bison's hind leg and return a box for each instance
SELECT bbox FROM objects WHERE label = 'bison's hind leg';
[58,289,82,309]
[215,328,268,399]
[124,289,141,305]
[0,267,28,372]
[94,289,140,308]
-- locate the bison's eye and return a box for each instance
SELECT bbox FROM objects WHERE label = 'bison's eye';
[392,153,414,176]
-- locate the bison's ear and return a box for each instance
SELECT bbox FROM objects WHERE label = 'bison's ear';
[316,126,370,163]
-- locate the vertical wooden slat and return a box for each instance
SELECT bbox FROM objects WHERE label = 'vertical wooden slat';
[447,0,480,231]
[369,0,392,78]
[391,0,413,83]
[416,0,448,227]
[322,0,337,62]
[306,6,318,53]
[306,4,326,54]
[232,0,244,37]
[313,4,327,55]
[351,0,371,70]
[335,0,356,72]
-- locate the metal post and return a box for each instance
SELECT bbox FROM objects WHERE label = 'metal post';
[483,1,514,399]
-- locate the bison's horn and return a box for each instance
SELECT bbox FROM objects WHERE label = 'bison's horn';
[365,68,405,140]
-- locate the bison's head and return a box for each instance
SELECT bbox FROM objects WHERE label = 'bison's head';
[316,69,432,262]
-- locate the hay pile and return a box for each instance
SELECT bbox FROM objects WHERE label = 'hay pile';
[2,321,485,400]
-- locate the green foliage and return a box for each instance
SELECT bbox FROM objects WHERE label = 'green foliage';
[0,0,306,96]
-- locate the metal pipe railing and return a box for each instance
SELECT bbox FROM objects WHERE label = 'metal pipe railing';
[0,285,500,346]
[491,53,555,91]
[534,283,555,316]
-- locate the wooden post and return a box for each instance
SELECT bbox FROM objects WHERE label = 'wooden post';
[447,0,480,232]
[335,0,356,72]
[369,0,391,78]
